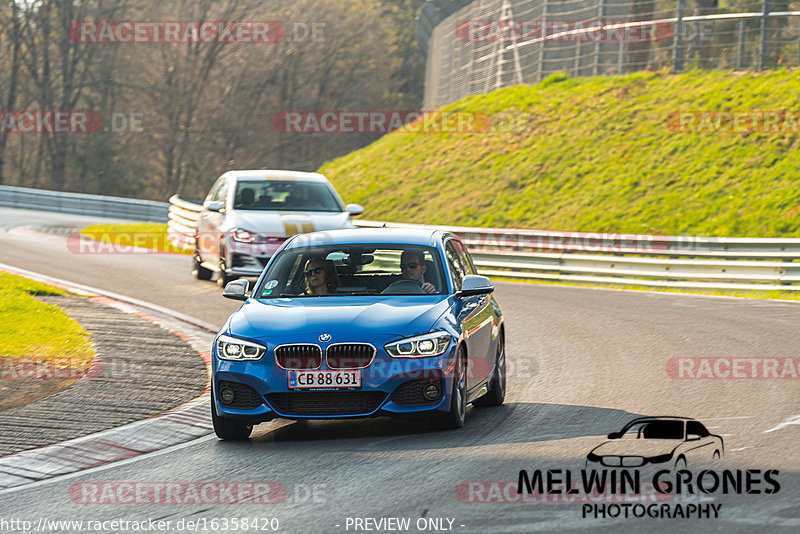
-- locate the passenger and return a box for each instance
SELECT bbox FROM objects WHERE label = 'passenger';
[399,250,436,294]
[238,188,255,208]
[304,256,340,295]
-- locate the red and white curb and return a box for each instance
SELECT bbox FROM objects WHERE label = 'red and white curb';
[0,264,217,492]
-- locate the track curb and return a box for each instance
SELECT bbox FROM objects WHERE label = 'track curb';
[0,264,218,492]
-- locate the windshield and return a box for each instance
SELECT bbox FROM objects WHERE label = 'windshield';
[233,180,342,212]
[621,420,685,440]
[255,245,447,298]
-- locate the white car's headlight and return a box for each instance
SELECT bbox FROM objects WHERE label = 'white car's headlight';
[385,331,451,358]
[216,334,266,361]
[230,228,274,244]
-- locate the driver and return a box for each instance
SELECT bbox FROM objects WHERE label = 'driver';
[399,250,436,294]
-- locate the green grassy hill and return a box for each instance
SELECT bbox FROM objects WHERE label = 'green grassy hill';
[321,69,800,237]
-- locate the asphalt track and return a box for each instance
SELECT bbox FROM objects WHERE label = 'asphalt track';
[0,207,798,533]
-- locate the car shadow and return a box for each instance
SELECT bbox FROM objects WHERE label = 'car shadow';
[236,402,647,452]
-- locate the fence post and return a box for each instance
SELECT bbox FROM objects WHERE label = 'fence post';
[736,19,746,69]
[673,0,686,72]
[593,0,605,75]
[758,0,769,70]
[538,0,549,81]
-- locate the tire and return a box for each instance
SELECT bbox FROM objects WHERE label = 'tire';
[217,256,235,287]
[211,388,253,440]
[431,346,467,430]
[193,253,212,280]
[473,333,506,407]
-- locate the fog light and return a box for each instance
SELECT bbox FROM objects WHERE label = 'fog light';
[423,383,441,400]
[220,387,235,404]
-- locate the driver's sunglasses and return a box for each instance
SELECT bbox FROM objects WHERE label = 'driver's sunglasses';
[304,267,324,277]
[400,262,420,270]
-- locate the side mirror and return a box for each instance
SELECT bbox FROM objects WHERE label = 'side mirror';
[687,433,701,441]
[223,279,249,301]
[345,203,364,216]
[206,200,224,213]
[607,432,623,439]
[456,274,494,299]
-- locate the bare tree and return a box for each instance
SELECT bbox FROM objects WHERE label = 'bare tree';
[0,1,24,185]
[20,0,129,190]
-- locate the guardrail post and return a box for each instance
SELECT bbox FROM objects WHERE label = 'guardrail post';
[758,0,769,70]
[736,19,746,68]
[673,0,686,72]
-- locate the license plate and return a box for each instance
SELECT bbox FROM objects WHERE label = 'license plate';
[288,370,361,389]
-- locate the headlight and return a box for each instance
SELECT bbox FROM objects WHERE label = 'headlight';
[230,228,273,244]
[586,452,600,463]
[648,453,674,464]
[216,334,266,361]
[385,331,451,358]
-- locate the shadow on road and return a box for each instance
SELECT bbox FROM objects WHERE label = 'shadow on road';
[220,402,647,453]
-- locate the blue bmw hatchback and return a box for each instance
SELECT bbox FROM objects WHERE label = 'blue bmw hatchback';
[211,228,506,439]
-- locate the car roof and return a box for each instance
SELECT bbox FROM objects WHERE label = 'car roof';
[284,228,450,249]
[222,170,330,184]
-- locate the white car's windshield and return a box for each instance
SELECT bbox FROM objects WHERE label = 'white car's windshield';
[256,245,447,298]
[233,180,342,212]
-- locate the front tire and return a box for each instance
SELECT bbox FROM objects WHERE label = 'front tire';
[193,253,212,280]
[211,388,253,440]
[431,347,467,430]
[217,256,235,287]
[473,333,506,407]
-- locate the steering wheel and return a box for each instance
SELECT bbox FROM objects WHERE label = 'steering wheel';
[382,278,424,294]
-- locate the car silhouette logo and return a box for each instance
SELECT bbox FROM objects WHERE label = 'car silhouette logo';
[586,416,724,470]
[319,334,331,342]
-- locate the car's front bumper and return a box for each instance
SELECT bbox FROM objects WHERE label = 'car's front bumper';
[211,338,458,423]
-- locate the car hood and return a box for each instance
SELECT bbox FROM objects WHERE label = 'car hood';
[226,210,354,235]
[591,439,682,457]
[228,296,453,339]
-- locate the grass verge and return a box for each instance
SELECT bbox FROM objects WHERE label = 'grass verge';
[321,69,800,237]
[0,273,96,409]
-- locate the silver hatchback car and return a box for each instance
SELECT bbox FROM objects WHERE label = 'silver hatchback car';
[193,170,364,285]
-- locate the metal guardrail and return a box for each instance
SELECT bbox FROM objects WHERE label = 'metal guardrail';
[168,195,800,291]
[0,185,169,222]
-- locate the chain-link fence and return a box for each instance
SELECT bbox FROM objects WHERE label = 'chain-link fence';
[419,0,800,109]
